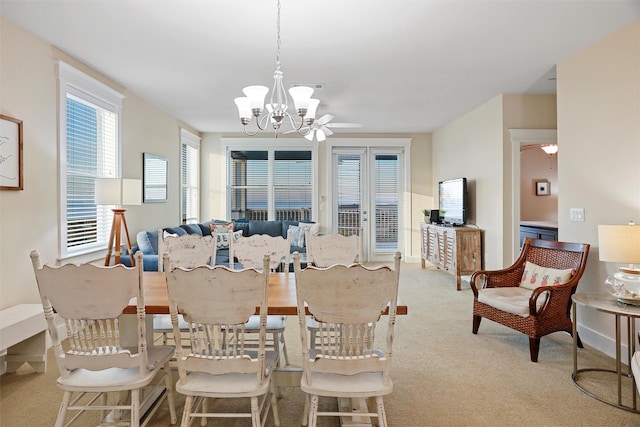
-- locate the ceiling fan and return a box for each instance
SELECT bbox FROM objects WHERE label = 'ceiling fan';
[286,114,362,141]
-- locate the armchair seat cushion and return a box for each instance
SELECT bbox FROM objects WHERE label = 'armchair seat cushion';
[477,287,545,317]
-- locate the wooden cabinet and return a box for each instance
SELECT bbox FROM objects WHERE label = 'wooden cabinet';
[420,223,482,290]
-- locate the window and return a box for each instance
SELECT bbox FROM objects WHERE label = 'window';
[58,61,124,258]
[227,148,313,221]
[181,129,200,224]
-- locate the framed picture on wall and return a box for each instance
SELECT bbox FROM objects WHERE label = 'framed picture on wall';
[0,114,23,190]
[535,180,550,196]
[143,152,168,202]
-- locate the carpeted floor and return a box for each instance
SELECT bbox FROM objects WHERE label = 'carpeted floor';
[2,262,640,426]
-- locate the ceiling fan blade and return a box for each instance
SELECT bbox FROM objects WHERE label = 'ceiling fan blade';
[325,122,363,128]
[304,129,315,141]
[322,127,334,137]
[316,129,327,142]
[316,114,334,125]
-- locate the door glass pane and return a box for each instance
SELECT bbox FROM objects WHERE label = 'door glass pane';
[374,154,399,252]
[336,153,362,236]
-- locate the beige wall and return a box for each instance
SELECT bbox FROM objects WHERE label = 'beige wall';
[432,96,505,269]
[557,19,640,355]
[432,94,557,270]
[0,17,191,309]
[520,148,558,221]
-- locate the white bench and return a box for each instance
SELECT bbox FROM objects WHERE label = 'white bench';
[0,304,48,374]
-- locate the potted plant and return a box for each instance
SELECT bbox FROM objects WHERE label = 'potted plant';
[421,209,430,223]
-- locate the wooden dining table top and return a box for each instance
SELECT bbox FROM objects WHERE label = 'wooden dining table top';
[124,271,408,316]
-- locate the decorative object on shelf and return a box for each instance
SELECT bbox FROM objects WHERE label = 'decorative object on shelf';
[422,209,429,223]
[96,178,141,266]
[143,152,168,203]
[0,114,23,190]
[598,222,640,305]
[234,0,319,137]
[541,144,558,155]
[535,179,550,196]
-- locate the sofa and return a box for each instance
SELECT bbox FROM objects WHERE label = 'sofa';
[122,219,317,271]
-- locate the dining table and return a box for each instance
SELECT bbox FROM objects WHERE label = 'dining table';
[123,271,408,316]
[122,270,408,427]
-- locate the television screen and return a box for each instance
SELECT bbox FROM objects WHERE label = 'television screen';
[438,178,468,225]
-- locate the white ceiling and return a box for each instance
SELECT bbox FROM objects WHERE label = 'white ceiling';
[2,0,639,135]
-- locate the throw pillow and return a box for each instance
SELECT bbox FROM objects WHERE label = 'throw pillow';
[519,261,574,290]
[215,229,243,249]
[296,222,320,247]
[163,230,178,240]
[288,225,303,248]
[209,222,237,249]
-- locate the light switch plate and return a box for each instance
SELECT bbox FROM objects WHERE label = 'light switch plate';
[570,208,584,222]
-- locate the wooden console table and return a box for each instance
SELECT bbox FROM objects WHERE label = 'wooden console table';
[420,223,482,290]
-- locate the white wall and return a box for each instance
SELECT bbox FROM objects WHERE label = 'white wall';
[0,17,193,309]
[557,19,640,357]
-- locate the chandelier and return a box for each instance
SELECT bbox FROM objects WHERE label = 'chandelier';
[541,144,558,154]
[234,0,318,137]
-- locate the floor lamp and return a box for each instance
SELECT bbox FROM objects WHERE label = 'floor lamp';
[96,178,141,266]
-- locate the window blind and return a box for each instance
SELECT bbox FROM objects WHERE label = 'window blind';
[181,133,200,224]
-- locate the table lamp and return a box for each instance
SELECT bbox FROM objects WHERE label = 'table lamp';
[598,222,640,304]
[96,178,141,266]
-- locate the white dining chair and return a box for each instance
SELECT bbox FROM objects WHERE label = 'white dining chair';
[30,250,177,427]
[155,233,216,345]
[231,233,291,366]
[304,230,362,347]
[293,251,401,427]
[164,253,280,427]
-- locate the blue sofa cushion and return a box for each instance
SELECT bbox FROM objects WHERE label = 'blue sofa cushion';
[136,231,155,255]
[197,221,213,236]
[163,226,187,237]
[248,220,282,237]
[180,224,203,235]
[233,221,250,237]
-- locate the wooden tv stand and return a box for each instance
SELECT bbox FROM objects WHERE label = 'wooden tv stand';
[420,223,482,290]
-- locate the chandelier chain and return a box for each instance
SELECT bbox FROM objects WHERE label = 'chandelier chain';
[276,0,281,69]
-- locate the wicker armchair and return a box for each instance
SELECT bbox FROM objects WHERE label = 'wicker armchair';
[470,237,590,362]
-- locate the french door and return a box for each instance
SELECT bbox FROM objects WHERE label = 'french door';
[332,147,404,262]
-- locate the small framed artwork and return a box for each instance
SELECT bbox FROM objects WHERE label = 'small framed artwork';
[0,114,23,190]
[535,180,550,196]
[143,152,168,203]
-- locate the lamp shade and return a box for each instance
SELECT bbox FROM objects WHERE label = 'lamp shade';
[95,178,141,206]
[598,224,640,264]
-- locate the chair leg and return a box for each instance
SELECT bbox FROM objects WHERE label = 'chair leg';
[472,315,482,334]
[250,396,260,427]
[575,330,584,349]
[529,337,540,362]
[163,363,178,424]
[309,394,319,427]
[201,398,207,426]
[375,396,388,427]
[270,381,280,427]
[55,391,71,427]
[181,396,194,427]
[131,389,140,427]
[301,394,309,427]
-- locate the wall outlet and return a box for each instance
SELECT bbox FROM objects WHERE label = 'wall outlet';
[570,208,584,222]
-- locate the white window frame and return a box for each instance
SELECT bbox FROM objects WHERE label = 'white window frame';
[57,61,125,259]
[180,129,201,224]
[221,138,319,221]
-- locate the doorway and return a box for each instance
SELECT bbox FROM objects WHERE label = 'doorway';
[510,129,558,260]
[329,141,409,263]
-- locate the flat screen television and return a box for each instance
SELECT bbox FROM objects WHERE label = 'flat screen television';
[438,177,468,225]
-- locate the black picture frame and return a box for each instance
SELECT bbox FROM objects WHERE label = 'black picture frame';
[143,152,168,203]
[0,114,23,190]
